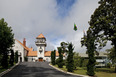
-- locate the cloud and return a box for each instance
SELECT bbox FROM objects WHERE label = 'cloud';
[0,0,112,52]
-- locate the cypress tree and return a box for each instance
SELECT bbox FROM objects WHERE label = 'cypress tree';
[9,49,14,66]
[57,47,63,68]
[66,43,74,72]
[51,50,56,65]
[15,51,18,63]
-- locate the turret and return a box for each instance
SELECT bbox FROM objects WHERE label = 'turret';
[35,33,46,61]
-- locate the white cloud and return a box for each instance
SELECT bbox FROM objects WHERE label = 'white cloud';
[0,0,112,52]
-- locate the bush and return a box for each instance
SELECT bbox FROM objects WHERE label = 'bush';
[82,59,88,67]
[66,43,74,72]
[106,63,112,68]
[15,51,18,63]
[51,50,56,65]
[24,57,28,62]
[55,58,59,64]
[9,49,14,66]
[57,47,63,68]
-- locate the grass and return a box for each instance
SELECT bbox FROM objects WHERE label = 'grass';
[0,62,17,73]
[53,65,116,77]
[0,66,7,73]
[0,67,7,73]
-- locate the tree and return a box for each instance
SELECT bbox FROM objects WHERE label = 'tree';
[0,18,14,68]
[57,47,63,68]
[107,47,116,72]
[81,32,96,76]
[9,49,14,66]
[66,43,74,72]
[60,42,68,54]
[51,50,56,65]
[24,56,28,62]
[79,57,84,67]
[15,51,18,63]
[81,0,116,75]
[73,52,81,69]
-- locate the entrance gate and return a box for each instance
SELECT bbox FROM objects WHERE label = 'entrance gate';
[38,57,43,62]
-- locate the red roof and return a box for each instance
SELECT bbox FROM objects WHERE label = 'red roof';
[44,51,65,57]
[36,33,45,39]
[16,39,29,51]
[27,48,37,57]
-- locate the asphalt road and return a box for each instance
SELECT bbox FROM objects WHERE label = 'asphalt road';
[2,62,81,77]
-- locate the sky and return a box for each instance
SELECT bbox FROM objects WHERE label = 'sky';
[0,0,112,52]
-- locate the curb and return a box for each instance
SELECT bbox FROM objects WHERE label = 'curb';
[49,64,90,77]
[0,62,20,77]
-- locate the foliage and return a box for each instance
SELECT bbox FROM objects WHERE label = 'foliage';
[106,62,112,68]
[15,51,18,63]
[82,59,89,67]
[55,58,59,64]
[0,18,14,68]
[107,47,116,65]
[24,56,28,62]
[9,49,14,66]
[81,0,116,75]
[60,42,68,55]
[51,50,56,65]
[57,47,63,68]
[73,52,81,69]
[66,43,74,72]
[107,47,116,72]
[0,54,3,66]
[79,57,84,67]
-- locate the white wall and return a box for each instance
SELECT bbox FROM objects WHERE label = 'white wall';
[28,56,37,62]
[12,40,24,62]
[37,45,45,59]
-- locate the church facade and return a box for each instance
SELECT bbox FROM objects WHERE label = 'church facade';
[13,33,62,62]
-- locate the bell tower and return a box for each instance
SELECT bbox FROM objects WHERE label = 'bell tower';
[35,33,47,61]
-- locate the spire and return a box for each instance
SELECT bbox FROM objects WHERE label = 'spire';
[36,33,45,39]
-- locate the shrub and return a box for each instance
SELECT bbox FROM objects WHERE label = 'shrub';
[57,47,63,68]
[106,63,112,68]
[24,56,28,62]
[51,50,56,65]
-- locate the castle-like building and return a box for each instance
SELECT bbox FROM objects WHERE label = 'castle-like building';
[13,33,61,62]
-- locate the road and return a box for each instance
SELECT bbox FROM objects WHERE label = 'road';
[2,62,81,77]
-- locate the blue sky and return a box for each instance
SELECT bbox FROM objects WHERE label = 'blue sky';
[56,0,76,18]
[0,0,112,52]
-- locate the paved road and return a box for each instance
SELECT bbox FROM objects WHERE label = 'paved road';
[2,62,81,77]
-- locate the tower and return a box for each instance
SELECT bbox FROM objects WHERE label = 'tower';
[35,33,47,61]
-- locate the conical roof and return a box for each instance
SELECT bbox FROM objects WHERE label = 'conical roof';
[36,33,45,39]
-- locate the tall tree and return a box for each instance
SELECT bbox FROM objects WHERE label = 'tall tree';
[51,50,56,65]
[60,42,68,59]
[57,47,63,68]
[0,18,14,68]
[9,49,14,66]
[81,0,116,75]
[66,43,74,72]
[15,51,18,63]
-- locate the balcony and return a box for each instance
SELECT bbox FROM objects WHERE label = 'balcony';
[35,41,47,46]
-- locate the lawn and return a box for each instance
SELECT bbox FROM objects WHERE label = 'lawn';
[0,62,17,73]
[0,66,7,73]
[54,65,116,77]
